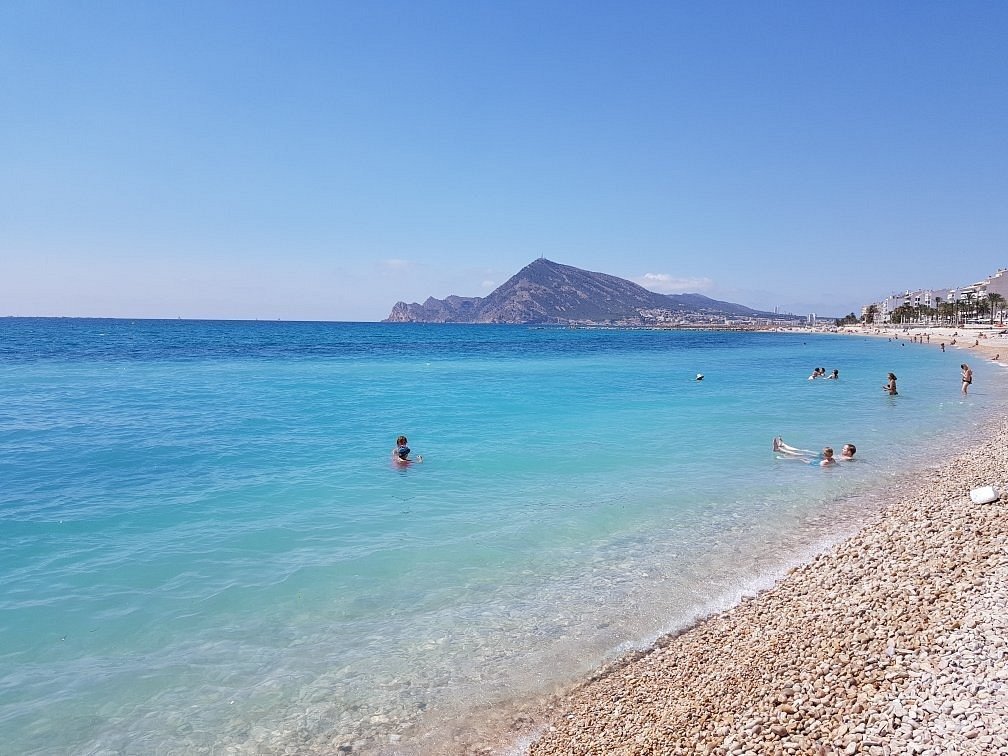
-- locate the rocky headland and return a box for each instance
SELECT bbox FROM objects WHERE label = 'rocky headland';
[384,259,797,326]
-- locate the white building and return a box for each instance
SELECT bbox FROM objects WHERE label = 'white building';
[862,267,1007,325]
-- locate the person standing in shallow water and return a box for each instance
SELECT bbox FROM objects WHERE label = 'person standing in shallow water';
[392,435,423,464]
[883,372,898,395]
[961,363,973,395]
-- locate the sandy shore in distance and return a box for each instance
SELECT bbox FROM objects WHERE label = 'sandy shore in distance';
[837,323,1008,365]
[472,328,1008,756]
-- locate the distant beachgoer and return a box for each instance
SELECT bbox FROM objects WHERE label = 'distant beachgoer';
[808,367,824,380]
[941,343,945,352]
[883,372,898,395]
[961,363,972,395]
[696,373,704,381]
[827,369,839,380]
[773,437,850,465]
[973,339,979,347]
[392,435,423,464]
[993,354,999,361]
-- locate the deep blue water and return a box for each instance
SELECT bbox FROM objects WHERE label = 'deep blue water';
[0,318,1003,754]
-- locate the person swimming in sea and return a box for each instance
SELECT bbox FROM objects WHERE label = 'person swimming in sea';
[392,435,423,464]
[883,372,898,395]
[773,437,854,466]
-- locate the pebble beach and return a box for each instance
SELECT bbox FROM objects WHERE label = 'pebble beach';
[513,340,1008,755]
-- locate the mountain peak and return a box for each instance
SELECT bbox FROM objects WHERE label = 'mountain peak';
[384,259,791,324]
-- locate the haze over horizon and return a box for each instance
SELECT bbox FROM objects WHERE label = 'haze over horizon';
[3,2,1007,321]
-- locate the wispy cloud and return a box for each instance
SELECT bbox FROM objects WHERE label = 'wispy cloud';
[635,273,714,294]
[480,279,496,290]
[380,258,416,272]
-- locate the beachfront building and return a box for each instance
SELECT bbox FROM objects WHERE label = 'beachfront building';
[863,268,1007,326]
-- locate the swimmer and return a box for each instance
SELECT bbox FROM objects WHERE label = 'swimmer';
[827,369,839,380]
[883,372,898,395]
[392,435,423,464]
[773,437,854,465]
[961,363,972,394]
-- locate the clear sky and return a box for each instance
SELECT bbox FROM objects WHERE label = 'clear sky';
[2,1,1006,321]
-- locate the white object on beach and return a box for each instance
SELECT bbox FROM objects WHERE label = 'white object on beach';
[969,485,999,504]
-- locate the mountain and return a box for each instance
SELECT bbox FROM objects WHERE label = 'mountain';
[384,259,791,324]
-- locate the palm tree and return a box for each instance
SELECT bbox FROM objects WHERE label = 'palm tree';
[864,304,879,325]
[976,298,991,323]
[963,292,976,324]
[938,302,955,324]
[988,293,1006,325]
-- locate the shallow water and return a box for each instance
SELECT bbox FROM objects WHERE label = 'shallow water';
[0,320,1003,754]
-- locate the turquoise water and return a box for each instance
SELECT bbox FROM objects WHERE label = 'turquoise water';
[0,319,1003,754]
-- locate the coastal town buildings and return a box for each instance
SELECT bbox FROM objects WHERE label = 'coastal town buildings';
[862,267,1008,325]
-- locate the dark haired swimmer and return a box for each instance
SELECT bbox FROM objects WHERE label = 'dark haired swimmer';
[392,435,423,464]
[883,372,898,395]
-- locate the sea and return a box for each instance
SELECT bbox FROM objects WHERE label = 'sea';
[1,318,1003,755]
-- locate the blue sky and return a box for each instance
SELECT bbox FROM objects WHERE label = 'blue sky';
[2,1,1006,320]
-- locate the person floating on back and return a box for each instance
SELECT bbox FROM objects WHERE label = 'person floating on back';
[773,437,855,466]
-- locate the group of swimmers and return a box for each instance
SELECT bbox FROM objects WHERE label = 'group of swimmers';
[773,437,856,467]
[808,367,839,380]
[396,362,977,469]
[882,364,973,396]
[784,359,977,469]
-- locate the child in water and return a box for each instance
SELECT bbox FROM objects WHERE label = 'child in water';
[773,437,850,466]
[392,435,423,463]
